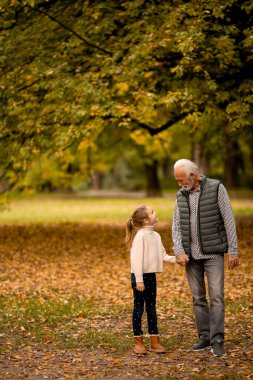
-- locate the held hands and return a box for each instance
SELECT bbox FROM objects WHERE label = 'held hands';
[175,253,239,269]
[136,282,145,291]
[176,253,189,267]
[227,255,239,270]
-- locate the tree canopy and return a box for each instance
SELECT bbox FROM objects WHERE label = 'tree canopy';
[0,0,252,193]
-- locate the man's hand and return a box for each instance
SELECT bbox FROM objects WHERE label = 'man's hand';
[136,282,145,291]
[176,253,189,267]
[227,255,239,270]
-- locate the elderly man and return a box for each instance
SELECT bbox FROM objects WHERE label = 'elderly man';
[172,159,239,357]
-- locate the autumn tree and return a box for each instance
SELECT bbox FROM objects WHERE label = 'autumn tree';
[0,0,252,194]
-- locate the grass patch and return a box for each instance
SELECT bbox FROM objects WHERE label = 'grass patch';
[1,195,252,223]
[171,298,192,311]
[226,297,250,313]
[0,197,175,223]
[0,295,131,354]
[160,332,190,350]
[214,375,248,380]
[0,293,193,354]
[61,330,131,353]
[161,375,177,380]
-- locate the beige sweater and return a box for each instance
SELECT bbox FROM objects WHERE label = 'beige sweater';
[130,226,175,283]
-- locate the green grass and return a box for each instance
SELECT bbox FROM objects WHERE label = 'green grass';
[226,298,250,313]
[0,295,131,354]
[1,194,253,223]
[0,294,195,354]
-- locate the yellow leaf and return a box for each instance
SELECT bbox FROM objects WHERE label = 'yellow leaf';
[115,82,129,96]
[144,71,154,79]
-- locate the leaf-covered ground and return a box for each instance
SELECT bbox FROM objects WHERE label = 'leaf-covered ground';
[0,218,252,379]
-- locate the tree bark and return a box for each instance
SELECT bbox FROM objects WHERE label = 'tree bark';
[223,137,242,189]
[191,141,210,177]
[92,171,104,190]
[145,160,162,197]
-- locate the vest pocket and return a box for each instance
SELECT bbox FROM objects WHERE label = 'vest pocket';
[217,224,226,243]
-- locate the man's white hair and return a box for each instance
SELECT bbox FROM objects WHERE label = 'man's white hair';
[174,159,199,176]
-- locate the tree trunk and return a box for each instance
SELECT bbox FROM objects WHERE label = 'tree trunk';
[145,160,162,197]
[111,168,121,189]
[223,137,242,189]
[92,171,104,190]
[162,159,171,178]
[191,142,210,176]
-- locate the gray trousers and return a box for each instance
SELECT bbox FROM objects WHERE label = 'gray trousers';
[186,255,224,344]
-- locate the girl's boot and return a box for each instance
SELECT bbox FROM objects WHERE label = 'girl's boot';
[134,336,147,354]
[150,335,166,353]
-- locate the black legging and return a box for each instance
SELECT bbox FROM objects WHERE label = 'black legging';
[131,273,158,336]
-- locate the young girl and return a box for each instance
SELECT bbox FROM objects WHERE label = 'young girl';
[125,205,175,355]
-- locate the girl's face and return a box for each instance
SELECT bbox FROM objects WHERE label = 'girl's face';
[145,206,158,226]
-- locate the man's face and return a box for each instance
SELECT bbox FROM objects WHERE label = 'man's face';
[174,167,194,191]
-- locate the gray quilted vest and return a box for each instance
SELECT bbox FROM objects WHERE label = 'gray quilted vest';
[176,177,228,255]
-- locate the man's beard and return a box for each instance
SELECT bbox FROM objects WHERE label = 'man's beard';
[183,177,194,191]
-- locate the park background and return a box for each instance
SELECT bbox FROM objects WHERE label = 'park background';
[0,0,253,379]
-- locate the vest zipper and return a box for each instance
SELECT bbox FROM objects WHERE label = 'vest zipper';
[185,193,191,255]
[197,184,204,254]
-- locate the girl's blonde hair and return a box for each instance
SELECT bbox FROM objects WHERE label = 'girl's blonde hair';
[125,205,149,249]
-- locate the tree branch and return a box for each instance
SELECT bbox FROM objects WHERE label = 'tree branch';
[130,112,190,136]
[90,112,190,136]
[0,23,16,32]
[215,66,253,87]
[26,4,112,56]
[0,131,37,142]
[18,79,41,91]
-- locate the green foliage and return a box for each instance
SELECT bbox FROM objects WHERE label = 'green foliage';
[0,0,252,192]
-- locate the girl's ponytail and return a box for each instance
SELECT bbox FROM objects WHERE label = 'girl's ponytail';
[125,217,135,249]
[125,205,149,249]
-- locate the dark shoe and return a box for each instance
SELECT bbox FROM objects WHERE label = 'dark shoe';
[211,340,226,357]
[192,335,211,351]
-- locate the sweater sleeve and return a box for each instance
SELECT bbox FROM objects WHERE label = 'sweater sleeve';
[161,242,176,263]
[218,184,238,256]
[130,235,144,282]
[172,201,186,256]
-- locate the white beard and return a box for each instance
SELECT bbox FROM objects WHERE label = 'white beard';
[183,178,194,191]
